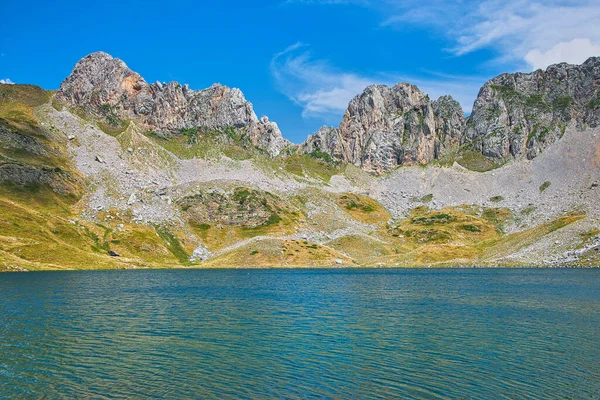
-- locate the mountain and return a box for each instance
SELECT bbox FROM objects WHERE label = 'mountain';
[467,57,600,160]
[0,52,599,271]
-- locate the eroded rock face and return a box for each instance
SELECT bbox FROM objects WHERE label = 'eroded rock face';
[56,53,600,169]
[301,126,343,159]
[248,116,289,157]
[467,57,600,159]
[0,162,81,195]
[56,52,288,156]
[301,83,465,173]
[432,95,466,158]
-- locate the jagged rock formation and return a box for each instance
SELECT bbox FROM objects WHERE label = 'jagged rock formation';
[248,116,289,157]
[301,126,343,158]
[56,52,289,157]
[301,83,465,173]
[467,57,600,159]
[303,58,600,172]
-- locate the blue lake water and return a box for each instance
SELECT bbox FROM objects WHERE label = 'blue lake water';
[1,268,599,399]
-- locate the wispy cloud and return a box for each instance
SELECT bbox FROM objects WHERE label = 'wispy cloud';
[270,43,378,121]
[524,38,600,70]
[270,43,483,122]
[0,78,14,84]
[294,0,600,70]
[382,0,600,69]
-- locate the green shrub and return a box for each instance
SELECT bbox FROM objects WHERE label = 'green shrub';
[552,96,573,110]
[462,224,482,232]
[309,150,334,164]
[539,181,551,192]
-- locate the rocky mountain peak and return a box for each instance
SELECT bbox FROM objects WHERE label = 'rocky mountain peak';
[467,56,600,159]
[56,52,287,156]
[302,82,465,173]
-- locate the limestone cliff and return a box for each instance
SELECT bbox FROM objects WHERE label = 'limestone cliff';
[56,52,289,157]
[301,83,465,173]
[467,57,600,159]
[303,58,600,172]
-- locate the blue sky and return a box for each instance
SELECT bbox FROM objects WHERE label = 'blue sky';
[1,0,599,143]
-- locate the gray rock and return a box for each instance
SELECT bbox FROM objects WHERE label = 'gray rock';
[247,116,290,157]
[56,52,288,157]
[191,244,211,262]
[467,56,600,160]
[127,193,137,205]
[300,83,465,173]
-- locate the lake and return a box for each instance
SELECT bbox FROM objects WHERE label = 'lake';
[1,268,599,399]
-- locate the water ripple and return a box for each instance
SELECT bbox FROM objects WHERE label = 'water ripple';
[0,268,599,399]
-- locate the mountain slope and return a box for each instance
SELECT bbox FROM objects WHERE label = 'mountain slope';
[0,53,599,270]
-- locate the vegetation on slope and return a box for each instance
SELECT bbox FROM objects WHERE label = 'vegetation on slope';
[436,146,506,172]
[181,186,304,251]
[0,181,202,271]
[201,238,353,268]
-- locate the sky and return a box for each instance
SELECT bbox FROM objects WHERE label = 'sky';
[1,0,599,143]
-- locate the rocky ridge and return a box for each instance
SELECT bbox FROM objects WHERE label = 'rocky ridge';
[302,57,600,172]
[467,57,600,159]
[1,54,600,270]
[56,52,289,157]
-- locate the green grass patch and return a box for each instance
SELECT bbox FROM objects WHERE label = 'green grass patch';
[521,205,536,216]
[438,147,505,172]
[552,96,573,110]
[142,127,259,161]
[411,213,455,225]
[154,225,190,264]
[281,154,342,182]
[539,181,551,192]
[462,224,482,232]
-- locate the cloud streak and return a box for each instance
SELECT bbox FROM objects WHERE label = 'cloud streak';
[382,0,600,69]
[270,43,378,121]
[0,78,14,84]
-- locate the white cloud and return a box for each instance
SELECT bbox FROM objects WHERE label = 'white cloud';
[525,38,600,70]
[0,78,14,84]
[270,44,483,121]
[270,43,379,120]
[381,0,600,70]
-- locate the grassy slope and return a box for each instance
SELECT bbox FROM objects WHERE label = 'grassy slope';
[0,86,196,271]
[201,238,354,268]
[0,181,199,271]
